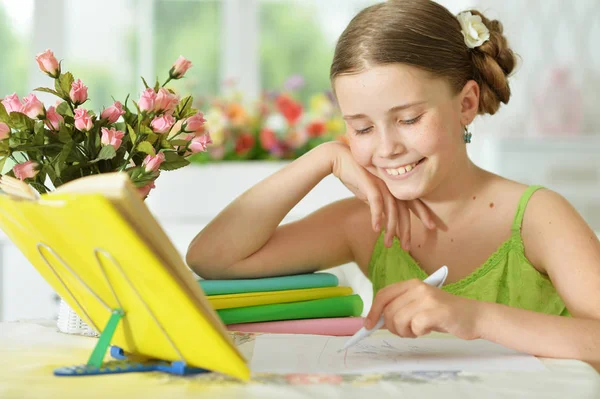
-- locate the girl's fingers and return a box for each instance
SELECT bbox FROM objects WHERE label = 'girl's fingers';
[384,192,398,247]
[397,200,411,251]
[408,199,436,230]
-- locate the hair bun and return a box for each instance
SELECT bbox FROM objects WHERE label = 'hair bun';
[467,10,517,115]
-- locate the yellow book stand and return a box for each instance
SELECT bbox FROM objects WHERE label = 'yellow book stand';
[0,174,249,380]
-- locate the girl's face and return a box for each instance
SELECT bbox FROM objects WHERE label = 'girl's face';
[334,64,468,200]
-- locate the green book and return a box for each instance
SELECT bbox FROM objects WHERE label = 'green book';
[216,294,364,325]
[199,273,339,296]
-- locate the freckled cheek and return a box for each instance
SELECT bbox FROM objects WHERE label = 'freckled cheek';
[348,138,375,167]
[412,124,450,157]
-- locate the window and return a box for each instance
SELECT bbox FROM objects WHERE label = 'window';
[259,0,378,103]
[153,0,221,98]
[0,0,33,98]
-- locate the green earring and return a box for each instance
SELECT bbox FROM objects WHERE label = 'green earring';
[463,126,472,143]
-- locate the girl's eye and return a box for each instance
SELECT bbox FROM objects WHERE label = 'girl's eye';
[354,126,373,135]
[400,114,424,125]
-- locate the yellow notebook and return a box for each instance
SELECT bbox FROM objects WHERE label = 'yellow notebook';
[0,173,249,380]
[207,287,352,310]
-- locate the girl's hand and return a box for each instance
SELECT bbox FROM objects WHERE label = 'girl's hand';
[365,279,484,340]
[328,141,436,249]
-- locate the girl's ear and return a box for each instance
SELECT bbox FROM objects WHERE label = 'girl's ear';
[459,80,480,126]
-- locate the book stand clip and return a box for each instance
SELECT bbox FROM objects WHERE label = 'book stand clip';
[37,243,208,377]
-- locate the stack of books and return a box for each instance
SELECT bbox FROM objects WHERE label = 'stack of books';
[199,273,365,336]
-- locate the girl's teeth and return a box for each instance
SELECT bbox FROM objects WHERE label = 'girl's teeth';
[385,161,418,176]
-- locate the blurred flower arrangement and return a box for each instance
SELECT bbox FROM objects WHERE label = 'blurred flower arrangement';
[0,50,209,198]
[190,75,346,163]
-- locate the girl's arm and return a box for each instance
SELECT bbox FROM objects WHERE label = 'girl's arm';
[186,142,431,279]
[479,189,600,363]
[366,189,600,364]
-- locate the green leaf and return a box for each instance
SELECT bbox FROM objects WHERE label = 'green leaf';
[9,112,34,131]
[127,124,137,144]
[182,107,198,119]
[34,87,62,98]
[54,141,74,176]
[56,101,73,117]
[136,141,155,155]
[139,125,154,136]
[58,125,72,143]
[154,78,160,92]
[174,96,193,119]
[170,139,189,146]
[0,157,6,174]
[57,72,75,99]
[141,76,150,89]
[159,135,173,150]
[160,151,190,171]
[0,103,10,123]
[93,145,117,162]
[33,121,45,145]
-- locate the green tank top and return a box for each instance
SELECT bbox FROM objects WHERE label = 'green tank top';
[368,185,570,316]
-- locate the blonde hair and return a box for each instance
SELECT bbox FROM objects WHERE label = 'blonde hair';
[330,0,516,115]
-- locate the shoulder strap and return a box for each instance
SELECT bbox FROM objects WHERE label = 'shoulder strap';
[511,185,545,232]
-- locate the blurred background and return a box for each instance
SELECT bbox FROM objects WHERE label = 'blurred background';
[0,0,599,322]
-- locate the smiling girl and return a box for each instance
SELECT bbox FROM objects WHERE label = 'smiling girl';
[187,0,600,365]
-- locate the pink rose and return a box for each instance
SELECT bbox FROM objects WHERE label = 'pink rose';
[13,160,39,181]
[45,106,63,131]
[100,127,125,150]
[154,88,178,115]
[20,94,45,119]
[0,122,10,140]
[69,79,88,105]
[170,56,192,79]
[137,180,156,199]
[2,93,22,113]
[101,101,125,123]
[74,108,94,132]
[143,152,165,172]
[188,133,212,154]
[35,49,60,78]
[184,112,206,132]
[138,88,156,112]
[150,114,175,134]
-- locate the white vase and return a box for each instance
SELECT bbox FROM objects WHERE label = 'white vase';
[56,299,99,337]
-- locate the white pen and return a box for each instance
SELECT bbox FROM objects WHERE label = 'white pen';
[338,265,449,352]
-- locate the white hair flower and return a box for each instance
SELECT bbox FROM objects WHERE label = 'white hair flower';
[457,11,490,49]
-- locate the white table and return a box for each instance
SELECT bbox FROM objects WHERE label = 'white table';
[1,320,599,399]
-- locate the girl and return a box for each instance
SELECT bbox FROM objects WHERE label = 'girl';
[187,0,600,365]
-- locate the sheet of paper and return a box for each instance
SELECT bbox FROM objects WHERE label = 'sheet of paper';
[250,334,545,374]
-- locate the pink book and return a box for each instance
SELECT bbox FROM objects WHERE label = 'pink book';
[227,317,369,336]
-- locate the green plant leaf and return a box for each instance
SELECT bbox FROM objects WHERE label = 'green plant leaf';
[174,96,193,119]
[56,72,75,99]
[34,87,62,98]
[136,141,155,155]
[57,125,72,143]
[154,78,160,92]
[160,151,190,171]
[141,76,150,89]
[9,112,34,131]
[159,135,173,150]
[170,139,189,146]
[0,103,10,123]
[93,145,117,162]
[33,121,45,146]
[54,141,74,176]
[127,124,137,144]
[0,156,6,174]
[56,101,73,117]
[182,107,198,119]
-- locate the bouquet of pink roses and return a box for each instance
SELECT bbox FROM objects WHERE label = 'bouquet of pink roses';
[0,50,211,198]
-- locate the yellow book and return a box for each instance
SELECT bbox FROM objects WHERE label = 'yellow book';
[0,173,249,380]
[207,287,352,310]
